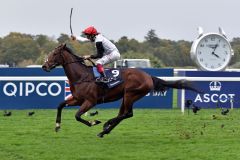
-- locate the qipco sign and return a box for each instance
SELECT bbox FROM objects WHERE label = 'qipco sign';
[0,81,65,109]
[3,82,62,97]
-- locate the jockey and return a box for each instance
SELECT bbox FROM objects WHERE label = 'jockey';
[71,26,121,83]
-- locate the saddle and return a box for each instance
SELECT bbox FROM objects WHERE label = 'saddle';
[92,67,123,88]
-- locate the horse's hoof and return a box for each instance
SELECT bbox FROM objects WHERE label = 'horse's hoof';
[94,120,101,125]
[97,133,104,138]
[90,120,102,126]
[55,126,61,132]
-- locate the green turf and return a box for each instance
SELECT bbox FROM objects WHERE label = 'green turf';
[1,108,240,160]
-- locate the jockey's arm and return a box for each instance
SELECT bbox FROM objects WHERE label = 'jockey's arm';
[90,42,104,59]
[74,36,89,42]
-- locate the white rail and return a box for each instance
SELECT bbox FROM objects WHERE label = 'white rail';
[0,76,68,81]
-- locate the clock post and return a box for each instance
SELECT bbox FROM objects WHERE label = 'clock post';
[190,27,234,71]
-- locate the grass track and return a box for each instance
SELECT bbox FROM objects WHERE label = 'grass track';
[1,109,240,160]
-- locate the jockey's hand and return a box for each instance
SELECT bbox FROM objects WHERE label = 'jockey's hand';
[83,55,91,60]
[71,35,76,41]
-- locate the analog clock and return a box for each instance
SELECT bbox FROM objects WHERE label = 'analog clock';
[191,27,234,71]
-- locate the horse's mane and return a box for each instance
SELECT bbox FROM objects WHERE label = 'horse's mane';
[64,45,84,61]
[62,44,93,68]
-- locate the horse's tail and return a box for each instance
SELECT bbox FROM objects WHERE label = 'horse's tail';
[151,76,202,93]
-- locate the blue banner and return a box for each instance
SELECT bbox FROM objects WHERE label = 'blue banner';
[0,68,174,109]
[185,81,239,108]
[0,81,64,109]
[178,71,240,109]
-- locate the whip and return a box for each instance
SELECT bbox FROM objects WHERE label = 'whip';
[70,8,73,36]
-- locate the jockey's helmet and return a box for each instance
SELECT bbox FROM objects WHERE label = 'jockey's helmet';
[82,26,98,35]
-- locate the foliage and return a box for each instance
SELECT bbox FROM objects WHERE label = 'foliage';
[230,38,240,65]
[0,33,40,66]
[57,33,70,44]
[1,30,240,68]
[1,109,240,160]
[144,29,160,48]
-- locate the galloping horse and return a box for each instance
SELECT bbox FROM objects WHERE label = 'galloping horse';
[42,44,200,138]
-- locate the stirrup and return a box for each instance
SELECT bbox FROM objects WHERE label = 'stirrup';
[96,77,110,83]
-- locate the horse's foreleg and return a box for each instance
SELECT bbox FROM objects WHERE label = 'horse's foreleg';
[75,100,101,127]
[55,97,79,132]
[55,101,66,132]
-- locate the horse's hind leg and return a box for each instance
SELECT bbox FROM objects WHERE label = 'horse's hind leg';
[103,104,133,130]
[99,111,133,138]
[75,100,101,127]
[98,89,148,138]
[98,97,134,138]
[55,97,79,132]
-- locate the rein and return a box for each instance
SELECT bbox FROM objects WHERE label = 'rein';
[59,47,96,84]
[63,60,84,66]
[59,48,88,66]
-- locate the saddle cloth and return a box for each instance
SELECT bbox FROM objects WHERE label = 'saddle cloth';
[92,67,123,88]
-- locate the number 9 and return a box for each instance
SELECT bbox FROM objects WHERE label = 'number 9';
[112,70,119,77]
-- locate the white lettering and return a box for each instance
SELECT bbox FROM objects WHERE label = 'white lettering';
[228,94,235,101]
[36,83,47,96]
[203,94,210,103]
[48,83,61,96]
[3,83,17,96]
[219,94,228,103]
[19,82,23,96]
[211,94,218,103]
[2,82,62,97]
[26,82,35,96]
[145,91,167,97]
[194,93,236,103]
[111,70,119,77]
[194,94,203,102]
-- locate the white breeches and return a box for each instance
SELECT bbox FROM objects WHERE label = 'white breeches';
[96,50,120,65]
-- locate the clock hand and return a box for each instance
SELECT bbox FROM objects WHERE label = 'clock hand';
[211,44,220,58]
[212,52,220,58]
[212,44,218,52]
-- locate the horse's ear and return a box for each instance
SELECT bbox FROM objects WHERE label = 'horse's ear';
[63,43,66,48]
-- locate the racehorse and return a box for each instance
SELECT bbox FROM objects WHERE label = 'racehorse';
[42,43,200,138]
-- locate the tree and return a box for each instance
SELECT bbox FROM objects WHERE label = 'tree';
[57,33,70,43]
[144,29,160,48]
[230,38,240,65]
[0,32,40,66]
[35,35,49,48]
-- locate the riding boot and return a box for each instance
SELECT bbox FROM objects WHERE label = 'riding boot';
[96,64,109,83]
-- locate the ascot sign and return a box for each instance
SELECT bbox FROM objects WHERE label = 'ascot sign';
[194,81,235,103]
[185,80,239,108]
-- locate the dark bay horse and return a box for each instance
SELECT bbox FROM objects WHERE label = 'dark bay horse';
[42,44,200,138]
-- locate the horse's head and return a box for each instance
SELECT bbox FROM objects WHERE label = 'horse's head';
[42,44,67,72]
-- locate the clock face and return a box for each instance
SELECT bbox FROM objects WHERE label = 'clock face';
[195,34,231,71]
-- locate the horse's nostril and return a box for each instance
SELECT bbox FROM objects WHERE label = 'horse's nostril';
[42,65,48,71]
